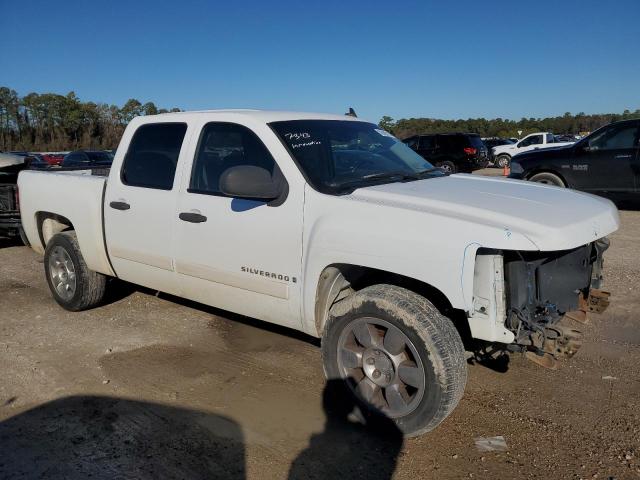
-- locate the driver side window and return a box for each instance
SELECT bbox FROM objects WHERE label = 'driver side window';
[189,123,276,196]
[588,125,638,151]
[519,135,542,147]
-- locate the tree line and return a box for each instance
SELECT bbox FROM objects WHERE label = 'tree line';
[379,109,640,140]
[0,86,181,152]
[1,86,638,151]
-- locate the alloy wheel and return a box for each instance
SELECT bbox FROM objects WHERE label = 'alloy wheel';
[336,317,426,418]
[48,246,77,301]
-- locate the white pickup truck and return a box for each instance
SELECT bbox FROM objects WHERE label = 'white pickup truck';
[19,110,618,436]
[492,132,575,167]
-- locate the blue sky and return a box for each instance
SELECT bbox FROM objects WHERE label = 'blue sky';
[1,0,639,123]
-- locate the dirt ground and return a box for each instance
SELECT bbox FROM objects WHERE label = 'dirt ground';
[1,208,639,479]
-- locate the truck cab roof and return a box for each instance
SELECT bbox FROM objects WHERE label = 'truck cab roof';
[147,109,367,124]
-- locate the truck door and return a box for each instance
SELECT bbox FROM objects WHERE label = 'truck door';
[173,121,304,329]
[516,134,544,154]
[104,122,190,294]
[571,122,639,194]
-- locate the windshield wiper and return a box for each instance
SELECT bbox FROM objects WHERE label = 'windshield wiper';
[327,169,444,194]
[414,167,445,177]
[361,172,413,181]
[327,172,412,190]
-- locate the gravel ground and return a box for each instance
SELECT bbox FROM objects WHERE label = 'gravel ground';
[0,208,638,479]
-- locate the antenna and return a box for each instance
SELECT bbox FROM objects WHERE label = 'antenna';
[345,107,357,118]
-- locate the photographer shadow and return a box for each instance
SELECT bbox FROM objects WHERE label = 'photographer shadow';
[289,378,404,480]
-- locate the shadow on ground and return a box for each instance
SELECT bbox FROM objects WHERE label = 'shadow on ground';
[288,378,403,480]
[0,380,403,479]
[0,396,245,479]
[0,237,22,249]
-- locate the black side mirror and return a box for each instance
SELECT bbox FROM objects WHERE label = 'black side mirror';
[219,165,279,200]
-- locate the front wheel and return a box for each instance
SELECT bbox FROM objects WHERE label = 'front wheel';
[529,172,566,187]
[496,154,510,168]
[321,285,467,437]
[44,232,107,311]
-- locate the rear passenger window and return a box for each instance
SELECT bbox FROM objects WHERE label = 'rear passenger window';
[419,136,434,149]
[189,123,275,195]
[437,135,459,151]
[121,123,187,190]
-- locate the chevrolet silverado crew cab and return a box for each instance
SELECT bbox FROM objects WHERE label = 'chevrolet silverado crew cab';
[19,110,619,436]
[493,132,575,167]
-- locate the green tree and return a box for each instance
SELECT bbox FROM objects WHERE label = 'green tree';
[378,115,396,134]
[120,99,143,124]
[143,102,158,116]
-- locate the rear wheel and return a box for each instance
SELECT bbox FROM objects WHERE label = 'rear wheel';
[496,154,510,168]
[321,284,467,436]
[529,172,566,187]
[435,160,456,174]
[44,232,107,311]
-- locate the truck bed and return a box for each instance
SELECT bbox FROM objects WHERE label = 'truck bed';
[18,170,114,276]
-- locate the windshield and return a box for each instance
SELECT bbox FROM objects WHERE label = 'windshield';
[270,120,443,194]
[468,136,485,149]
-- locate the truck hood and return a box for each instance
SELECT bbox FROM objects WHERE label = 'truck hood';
[494,142,573,154]
[350,174,619,251]
[513,144,574,162]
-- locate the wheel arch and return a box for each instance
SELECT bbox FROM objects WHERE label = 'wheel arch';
[36,212,74,249]
[526,168,569,187]
[314,263,456,338]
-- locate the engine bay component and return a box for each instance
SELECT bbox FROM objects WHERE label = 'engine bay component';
[503,238,610,366]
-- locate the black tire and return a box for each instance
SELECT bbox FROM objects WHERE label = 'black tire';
[529,171,565,187]
[18,226,30,247]
[435,160,457,174]
[496,154,510,168]
[321,284,467,437]
[44,232,107,311]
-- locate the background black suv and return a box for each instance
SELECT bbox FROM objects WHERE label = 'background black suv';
[402,133,488,173]
[509,119,640,202]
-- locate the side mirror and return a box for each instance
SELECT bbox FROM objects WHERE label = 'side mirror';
[219,165,279,200]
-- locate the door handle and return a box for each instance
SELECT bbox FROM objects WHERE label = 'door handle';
[109,201,130,210]
[615,154,632,159]
[179,212,207,223]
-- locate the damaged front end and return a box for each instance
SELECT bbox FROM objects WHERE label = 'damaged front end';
[502,238,610,369]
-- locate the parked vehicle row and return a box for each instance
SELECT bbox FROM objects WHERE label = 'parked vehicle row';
[491,132,575,168]
[401,133,581,170]
[481,137,515,165]
[61,150,114,168]
[0,150,115,242]
[509,119,640,200]
[18,109,618,436]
